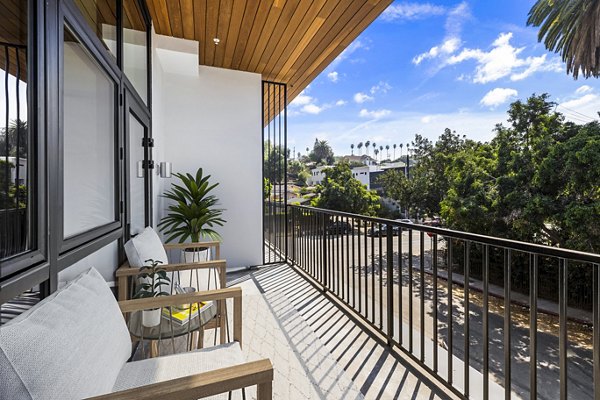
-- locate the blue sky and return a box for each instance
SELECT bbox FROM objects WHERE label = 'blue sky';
[287,0,600,158]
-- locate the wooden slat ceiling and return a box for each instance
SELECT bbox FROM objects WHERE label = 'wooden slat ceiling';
[147,0,393,109]
[0,0,28,82]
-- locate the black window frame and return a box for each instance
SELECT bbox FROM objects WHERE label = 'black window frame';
[0,0,153,302]
[0,0,48,295]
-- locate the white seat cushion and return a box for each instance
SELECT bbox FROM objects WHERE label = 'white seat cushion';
[113,342,245,399]
[124,226,169,268]
[0,268,132,400]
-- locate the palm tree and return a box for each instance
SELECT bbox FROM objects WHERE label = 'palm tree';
[528,0,600,78]
[350,143,354,155]
[399,143,403,157]
[374,149,379,162]
[392,144,395,159]
[372,142,376,157]
[365,140,370,155]
[306,147,309,156]
[357,142,363,155]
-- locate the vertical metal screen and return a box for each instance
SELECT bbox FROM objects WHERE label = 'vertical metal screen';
[262,81,287,264]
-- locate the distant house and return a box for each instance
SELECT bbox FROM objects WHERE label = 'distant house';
[270,184,300,201]
[308,160,406,191]
[341,154,375,166]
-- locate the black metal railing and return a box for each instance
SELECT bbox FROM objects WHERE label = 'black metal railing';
[262,80,287,264]
[285,204,600,400]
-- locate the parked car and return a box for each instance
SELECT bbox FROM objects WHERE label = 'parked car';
[367,223,400,236]
[396,218,413,224]
[326,221,352,234]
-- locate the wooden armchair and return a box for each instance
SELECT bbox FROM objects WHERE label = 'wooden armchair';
[118,239,229,345]
[89,288,273,400]
[0,268,273,400]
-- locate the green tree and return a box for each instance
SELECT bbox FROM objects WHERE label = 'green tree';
[0,119,28,158]
[309,138,334,165]
[264,178,272,200]
[528,0,600,78]
[312,162,380,215]
[264,141,286,183]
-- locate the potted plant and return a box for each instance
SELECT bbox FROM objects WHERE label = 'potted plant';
[158,168,226,263]
[133,259,171,327]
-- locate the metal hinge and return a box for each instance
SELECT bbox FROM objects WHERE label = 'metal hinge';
[142,160,155,169]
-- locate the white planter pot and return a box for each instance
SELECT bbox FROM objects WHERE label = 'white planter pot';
[182,248,210,263]
[142,308,161,327]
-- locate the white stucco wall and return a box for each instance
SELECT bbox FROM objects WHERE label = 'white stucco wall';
[152,33,263,269]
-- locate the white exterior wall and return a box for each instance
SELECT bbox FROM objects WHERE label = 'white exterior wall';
[152,33,262,269]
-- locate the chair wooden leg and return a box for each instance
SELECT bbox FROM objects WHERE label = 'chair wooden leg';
[219,299,227,344]
[150,340,158,358]
[257,381,273,400]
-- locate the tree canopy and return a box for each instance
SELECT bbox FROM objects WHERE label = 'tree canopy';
[379,94,600,253]
[309,138,334,165]
[528,0,600,79]
[312,162,380,216]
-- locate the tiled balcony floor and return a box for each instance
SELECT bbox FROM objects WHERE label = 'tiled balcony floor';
[224,262,452,399]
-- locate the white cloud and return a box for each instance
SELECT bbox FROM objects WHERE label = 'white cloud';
[359,108,391,119]
[421,115,438,123]
[370,81,392,95]
[289,90,329,115]
[335,99,347,106]
[291,93,313,106]
[302,104,324,115]
[560,93,599,109]
[327,71,339,83]
[412,2,470,65]
[446,32,563,83]
[480,88,518,108]
[354,92,374,103]
[328,40,368,71]
[576,85,593,95]
[381,2,445,21]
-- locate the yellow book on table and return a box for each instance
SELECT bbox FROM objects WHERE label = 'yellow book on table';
[162,302,206,325]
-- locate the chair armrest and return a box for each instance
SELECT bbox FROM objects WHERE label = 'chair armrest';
[164,241,221,259]
[119,288,243,345]
[116,260,227,278]
[86,359,274,400]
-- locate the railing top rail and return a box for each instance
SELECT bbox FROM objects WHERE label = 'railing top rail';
[289,204,600,264]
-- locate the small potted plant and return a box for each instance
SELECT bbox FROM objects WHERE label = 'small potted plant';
[133,259,171,327]
[158,168,226,263]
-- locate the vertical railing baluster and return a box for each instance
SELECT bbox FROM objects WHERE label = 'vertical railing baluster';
[594,263,600,399]
[322,213,327,290]
[483,244,490,400]
[358,219,362,314]
[365,221,368,319]
[504,249,512,399]
[352,217,356,309]
[433,232,438,373]
[336,215,341,296]
[447,238,453,384]
[346,216,350,302]
[409,228,413,353]
[387,225,394,345]
[420,231,425,362]
[559,258,568,400]
[371,224,376,324]
[530,254,538,400]
[379,224,383,329]
[464,240,470,398]
[399,227,403,347]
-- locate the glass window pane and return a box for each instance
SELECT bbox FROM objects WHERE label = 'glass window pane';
[73,0,117,59]
[123,0,148,103]
[0,0,32,260]
[63,26,116,238]
[129,113,145,235]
